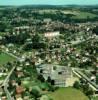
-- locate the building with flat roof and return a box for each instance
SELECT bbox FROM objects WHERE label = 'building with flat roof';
[44,31,60,38]
[37,64,72,87]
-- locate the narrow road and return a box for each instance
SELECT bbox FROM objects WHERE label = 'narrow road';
[1,51,22,100]
[2,66,16,86]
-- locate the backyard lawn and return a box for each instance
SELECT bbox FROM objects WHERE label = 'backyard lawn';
[0,52,15,65]
[48,87,89,100]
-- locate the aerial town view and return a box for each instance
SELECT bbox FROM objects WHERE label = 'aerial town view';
[0,0,98,100]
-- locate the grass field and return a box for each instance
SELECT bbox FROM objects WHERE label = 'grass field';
[0,52,15,65]
[94,96,98,100]
[0,32,5,36]
[72,11,97,19]
[48,87,89,100]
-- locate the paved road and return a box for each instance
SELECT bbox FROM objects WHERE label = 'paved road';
[2,66,16,100]
[1,51,22,100]
[72,68,98,91]
[2,66,16,86]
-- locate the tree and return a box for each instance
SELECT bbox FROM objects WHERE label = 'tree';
[23,43,33,51]
[47,76,52,83]
[0,48,2,54]
[30,89,40,99]
[73,81,80,89]
[32,34,41,43]
[51,80,55,85]
[0,22,7,32]
[37,74,45,82]
[82,83,89,94]
[86,88,94,96]
[96,74,98,84]
[32,34,46,49]
[93,26,98,35]
[48,83,55,92]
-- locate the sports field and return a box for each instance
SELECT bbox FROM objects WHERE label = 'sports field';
[48,87,89,100]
